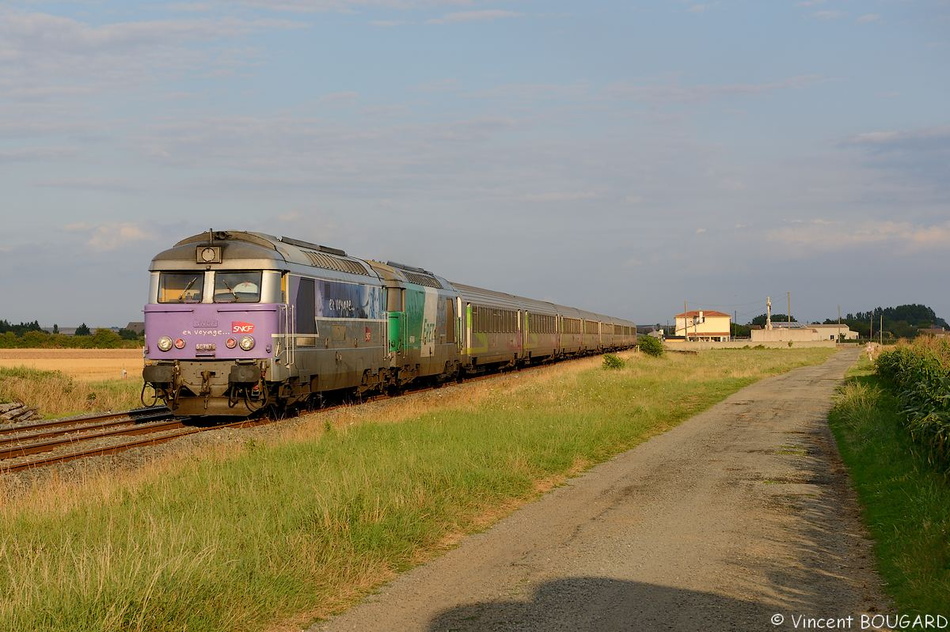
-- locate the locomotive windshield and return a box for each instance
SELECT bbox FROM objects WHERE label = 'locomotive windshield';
[158,272,203,303]
[214,271,262,303]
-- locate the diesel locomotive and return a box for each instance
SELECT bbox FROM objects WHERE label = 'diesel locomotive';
[142,230,637,416]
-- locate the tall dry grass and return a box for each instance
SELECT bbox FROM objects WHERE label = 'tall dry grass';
[0,366,144,418]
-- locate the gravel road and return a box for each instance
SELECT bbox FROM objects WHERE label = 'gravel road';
[309,348,888,632]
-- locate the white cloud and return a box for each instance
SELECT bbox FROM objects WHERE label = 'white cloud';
[812,10,846,20]
[427,10,523,25]
[0,9,306,100]
[767,220,950,253]
[318,91,360,105]
[0,11,305,51]
[521,191,599,203]
[35,177,142,193]
[61,222,151,251]
[607,75,823,105]
[0,147,79,162]
[841,126,950,195]
[235,0,523,14]
[844,126,950,149]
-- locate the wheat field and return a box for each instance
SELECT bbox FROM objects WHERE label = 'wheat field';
[0,349,144,382]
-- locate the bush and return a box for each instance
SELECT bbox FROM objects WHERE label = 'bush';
[602,353,625,370]
[637,335,664,357]
[875,338,950,472]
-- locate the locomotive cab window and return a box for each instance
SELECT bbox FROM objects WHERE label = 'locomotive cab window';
[214,271,262,303]
[158,272,204,303]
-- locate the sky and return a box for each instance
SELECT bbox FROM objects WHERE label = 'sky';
[1,0,948,330]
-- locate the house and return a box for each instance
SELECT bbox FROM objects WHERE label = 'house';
[751,322,857,343]
[810,323,859,341]
[674,310,731,342]
[124,321,146,335]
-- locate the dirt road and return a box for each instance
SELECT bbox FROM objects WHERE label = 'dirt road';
[310,348,888,631]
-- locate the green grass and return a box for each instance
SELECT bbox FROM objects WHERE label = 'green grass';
[829,359,950,617]
[0,348,835,632]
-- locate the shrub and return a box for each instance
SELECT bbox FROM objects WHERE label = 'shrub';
[602,353,625,370]
[875,338,950,472]
[637,335,664,357]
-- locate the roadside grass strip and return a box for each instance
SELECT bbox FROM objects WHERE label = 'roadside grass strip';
[1,348,833,632]
[829,360,950,618]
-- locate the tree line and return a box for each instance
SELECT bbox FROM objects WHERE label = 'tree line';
[735,303,947,340]
[0,319,143,349]
[822,304,947,340]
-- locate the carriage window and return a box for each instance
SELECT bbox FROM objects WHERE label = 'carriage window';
[214,271,262,303]
[158,272,204,303]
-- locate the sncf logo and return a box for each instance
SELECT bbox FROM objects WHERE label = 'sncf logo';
[232,321,255,334]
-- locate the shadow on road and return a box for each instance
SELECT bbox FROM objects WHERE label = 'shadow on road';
[428,577,780,632]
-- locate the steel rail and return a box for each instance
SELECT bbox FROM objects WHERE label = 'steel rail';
[0,407,170,438]
[2,427,204,473]
[0,412,174,449]
[0,419,187,460]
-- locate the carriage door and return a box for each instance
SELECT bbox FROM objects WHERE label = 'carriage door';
[444,298,456,345]
[295,277,316,353]
[387,286,406,354]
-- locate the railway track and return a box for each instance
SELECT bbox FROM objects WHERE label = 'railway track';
[0,407,273,474]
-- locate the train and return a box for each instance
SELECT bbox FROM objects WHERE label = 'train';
[142,230,638,416]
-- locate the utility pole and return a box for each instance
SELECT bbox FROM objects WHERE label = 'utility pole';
[837,305,841,344]
[787,291,791,323]
[684,301,688,339]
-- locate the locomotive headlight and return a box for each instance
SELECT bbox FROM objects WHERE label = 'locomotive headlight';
[226,338,237,349]
[157,336,174,352]
[239,336,255,351]
[174,338,186,349]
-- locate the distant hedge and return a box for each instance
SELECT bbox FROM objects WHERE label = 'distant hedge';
[0,330,142,349]
[876,337,950,473]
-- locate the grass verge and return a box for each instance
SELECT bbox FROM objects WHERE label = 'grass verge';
[828,359,950,616]
[1,348,834,632]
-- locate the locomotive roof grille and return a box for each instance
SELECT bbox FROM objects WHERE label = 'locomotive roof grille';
[402,271,444,289]
[302,250,371,276]
[386,261,444,288]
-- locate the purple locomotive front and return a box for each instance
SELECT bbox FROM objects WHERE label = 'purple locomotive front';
[142,235,288,416]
